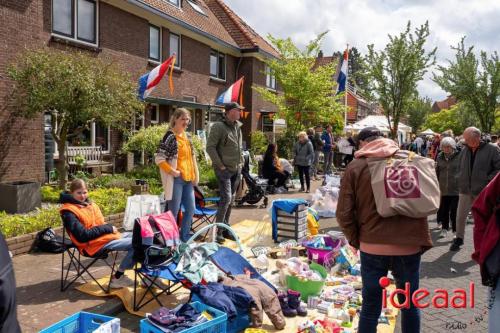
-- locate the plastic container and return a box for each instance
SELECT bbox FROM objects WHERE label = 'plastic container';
[140,302,227,333]
[286,263,328,302]
[306,246,333,265]
[40,312,118,333]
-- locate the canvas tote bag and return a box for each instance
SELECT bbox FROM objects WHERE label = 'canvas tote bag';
[366,150,440,218]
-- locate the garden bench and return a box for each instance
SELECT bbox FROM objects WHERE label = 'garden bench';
[66,146,113,174]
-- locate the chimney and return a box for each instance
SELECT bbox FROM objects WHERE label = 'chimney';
[318,50,323,58]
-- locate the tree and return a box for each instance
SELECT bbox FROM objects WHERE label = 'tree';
[365,21,436,139]
[433,38,500,133]
[407,96,432,133]
[122,123,169,161]
[8,48,143,188]
[423,103,476,135]
[253,32,345,139]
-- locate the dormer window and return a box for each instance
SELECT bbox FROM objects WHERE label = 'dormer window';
[187,0,207,15]
[167,0,179,7]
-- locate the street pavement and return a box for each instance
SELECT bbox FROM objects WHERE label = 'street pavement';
[13,178,488,332]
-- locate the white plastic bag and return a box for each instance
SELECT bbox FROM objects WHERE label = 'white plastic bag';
[123,195,161,231]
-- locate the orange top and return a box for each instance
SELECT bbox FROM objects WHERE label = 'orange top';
[60,203,120,256]
[158,132,196,182]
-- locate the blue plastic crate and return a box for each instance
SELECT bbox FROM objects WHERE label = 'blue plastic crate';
[140,302,227,333]
[39,311,118,333]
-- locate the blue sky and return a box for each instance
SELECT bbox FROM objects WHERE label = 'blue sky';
[224,0,500,102]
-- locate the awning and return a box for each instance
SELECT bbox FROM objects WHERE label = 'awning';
[145,97,216,110]
[258,109,277,114]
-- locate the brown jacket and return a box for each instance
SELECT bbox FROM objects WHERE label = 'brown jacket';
[221,275,285,330]
[337,155,433,252]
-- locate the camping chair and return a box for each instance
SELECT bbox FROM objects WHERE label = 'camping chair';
[185,187,220,239]
[60,226,118,294]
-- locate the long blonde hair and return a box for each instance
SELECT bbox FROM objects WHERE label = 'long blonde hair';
[169,108,191,128]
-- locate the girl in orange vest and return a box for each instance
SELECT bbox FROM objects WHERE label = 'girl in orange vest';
[60,179,135,289]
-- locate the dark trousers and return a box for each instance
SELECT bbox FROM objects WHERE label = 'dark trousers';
[360,252,421,333]
[266,171,288,188]
[214,168,241,226]
[437,195,459,232]
[343,153,354,166]
[297,165,310,190]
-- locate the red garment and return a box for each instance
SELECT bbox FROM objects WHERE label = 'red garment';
[471,173,500,266]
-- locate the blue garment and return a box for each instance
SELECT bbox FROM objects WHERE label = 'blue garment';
[359,251,421,333]
[101,232,134,271]
[191,282,254,320]
[167,177,195,242]
[321,131,333,153]
[271,199,308,241]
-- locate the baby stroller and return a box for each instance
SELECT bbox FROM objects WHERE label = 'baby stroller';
[236,152,269,208]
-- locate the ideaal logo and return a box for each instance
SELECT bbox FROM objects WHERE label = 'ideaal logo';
[379,277,475,309]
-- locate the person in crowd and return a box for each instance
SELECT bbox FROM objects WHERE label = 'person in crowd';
[321,125,335,175]
[435,137,460,238]
[471,173,500,333]
[414,135,424,155]
[0,231,21,333]
[293,131,314,193]
[262,143,289,190]
[450,127,500,251]
[491,134,498,145]
[60,179,135,288]
[337,127,433,333]
[312,125,324,179]
[155,108,199,242]
[441,129,454,138]
[306,128,318,180]
[206,102,244,244]
[342,132,356,167]
[431,134,441,160]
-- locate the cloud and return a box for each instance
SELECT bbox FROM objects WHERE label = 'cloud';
[224,0,500,101]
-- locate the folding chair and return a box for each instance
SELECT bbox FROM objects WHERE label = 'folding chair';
[191,186,220,232]
[60,226,118,294]
[133,259,186,311]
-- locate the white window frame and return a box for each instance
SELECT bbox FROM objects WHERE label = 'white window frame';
[169,32,181,69]
[167,0,180,8]
[265,65,276,90]
[150,104,160,124]
[91,121,111,153]
[51,0,99,47]
[149,24,161,62]
[210,50,226,81]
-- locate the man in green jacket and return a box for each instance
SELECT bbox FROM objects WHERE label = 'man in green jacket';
[206,102,244,243]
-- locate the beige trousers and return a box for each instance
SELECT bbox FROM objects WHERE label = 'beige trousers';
[455,193,476,239]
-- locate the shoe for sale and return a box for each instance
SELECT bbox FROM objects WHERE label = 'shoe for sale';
[278,293,297,317]
[449,237,463,251]
[287,289,307,316]
[439,229,448,239]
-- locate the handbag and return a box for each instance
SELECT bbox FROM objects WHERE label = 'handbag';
[367,150,440,218]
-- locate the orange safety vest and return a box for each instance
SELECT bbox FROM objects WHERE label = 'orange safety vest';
[60,202,120,256]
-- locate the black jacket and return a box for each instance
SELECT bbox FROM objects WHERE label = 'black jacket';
[59,193,113,243]
[0,232,21,333]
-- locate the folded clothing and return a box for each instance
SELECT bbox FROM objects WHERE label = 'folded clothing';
[147,303,208,332]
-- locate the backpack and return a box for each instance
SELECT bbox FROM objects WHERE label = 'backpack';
[132,212,178,269]
[35,228,71,253]
[366,150,440,218]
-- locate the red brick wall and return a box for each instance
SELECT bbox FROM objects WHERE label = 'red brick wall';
[347,91,358,122]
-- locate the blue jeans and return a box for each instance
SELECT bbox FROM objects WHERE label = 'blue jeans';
[167,177,195,242]
[359,251,421,333]
[489,277,500,333]
[101,232,134,272]
[214,168,240,225]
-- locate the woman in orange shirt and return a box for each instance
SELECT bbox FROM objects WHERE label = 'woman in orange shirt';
[155,108,199,242]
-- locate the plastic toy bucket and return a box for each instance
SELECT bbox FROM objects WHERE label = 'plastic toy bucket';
[286,263,327,301]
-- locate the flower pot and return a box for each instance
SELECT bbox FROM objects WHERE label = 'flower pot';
[0,181,41,214]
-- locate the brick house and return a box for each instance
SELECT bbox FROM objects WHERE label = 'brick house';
[0,0,280,183]
[432,95,457,113]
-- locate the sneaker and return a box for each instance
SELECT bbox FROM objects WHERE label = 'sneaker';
[439,229,447,239]
[449,237,463,251]
[109,275,134,289]
[305,189,310,193]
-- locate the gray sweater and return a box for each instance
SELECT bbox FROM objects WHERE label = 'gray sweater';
[457,142,500,196]
[293,140,314,166]
[436,151,460,196]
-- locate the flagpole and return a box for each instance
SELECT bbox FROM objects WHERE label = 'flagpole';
[344,44,349,131]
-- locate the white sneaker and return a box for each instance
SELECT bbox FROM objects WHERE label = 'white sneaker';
[109,275,134,289]
[439,229,448,239]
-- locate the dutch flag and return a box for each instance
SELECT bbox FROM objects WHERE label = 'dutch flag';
[336,49,348,94]
[138,55,176,101]
[216,77,244,105]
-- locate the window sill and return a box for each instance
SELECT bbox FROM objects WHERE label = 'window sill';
[148,59,161,67]
[50,35,100,53]
[266,87,278,93]
[210,76,226,84]
[173,67,183,73]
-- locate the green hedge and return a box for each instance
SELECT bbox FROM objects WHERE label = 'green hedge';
[1,187,130,238]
